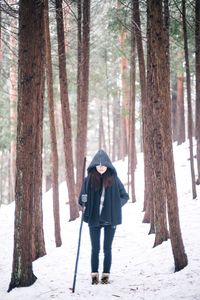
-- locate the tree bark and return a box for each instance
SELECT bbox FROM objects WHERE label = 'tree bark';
[182,0,197,198]
[129,1,136,203]
[76,0,91,196]
[147,0,170,246]
[176,75,185,145]
[119,30,129,159]
[9,14,17,203]
[147,0,188,271]
[8,0,45,291]
[195,0,200,184]
[132,0,152,220]
[55,0,79,220]
[44,0,62,247]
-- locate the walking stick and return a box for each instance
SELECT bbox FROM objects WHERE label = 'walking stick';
[72,157,87,293]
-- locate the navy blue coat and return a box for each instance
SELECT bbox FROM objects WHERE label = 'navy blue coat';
[79,150,129,227]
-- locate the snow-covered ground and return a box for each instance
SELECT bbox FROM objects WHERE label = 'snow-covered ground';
[0,142,200,300]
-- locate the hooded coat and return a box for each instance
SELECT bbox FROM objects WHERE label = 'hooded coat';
[79,150,129,227]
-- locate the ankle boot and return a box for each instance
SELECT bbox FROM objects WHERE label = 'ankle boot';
[101,273,110,284]
[91,272,99,285]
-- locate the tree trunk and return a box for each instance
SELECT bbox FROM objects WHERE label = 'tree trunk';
[147,0,169,246]
[9,15,17,203]
[182,0,197,199]
[195,0,200,184]
[0,3,2,63]
[132,0,152,220]
[44,0,62,247]
[98,103,106,151]
[119,30,129,159]
[76,0,91,196]
[8,0,45,291]
[176,75,185,145]
[55,0,79,220]
[129,1,136,203]
[147,0,188,271]
[32,87,46,261]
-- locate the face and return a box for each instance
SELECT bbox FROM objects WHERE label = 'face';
[96,165,107,175]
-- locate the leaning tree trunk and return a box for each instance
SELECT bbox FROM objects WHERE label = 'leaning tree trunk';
[55,0,79,220]
[195,0,200,184]
[182,0,197,199]
[76,0,91,196]
[8,0,45,291]
[44,0,62,247]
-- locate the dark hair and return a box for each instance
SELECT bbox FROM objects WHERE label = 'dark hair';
[89,168,114,190]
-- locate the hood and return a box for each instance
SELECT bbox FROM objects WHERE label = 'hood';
[87,149,117,174]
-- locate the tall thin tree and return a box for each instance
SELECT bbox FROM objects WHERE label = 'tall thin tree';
[8,0,45,291]
[44,0,61,247]
[129,1,136,203]
[76,0,91,196]
[195,0,200,184]
[55,0,79,220]
[182,0,197,198]
[147,0,188,271]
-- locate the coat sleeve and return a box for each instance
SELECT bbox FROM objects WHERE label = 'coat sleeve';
[116,177,129,207]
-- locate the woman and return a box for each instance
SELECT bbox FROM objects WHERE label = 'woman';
[79,149,129,285]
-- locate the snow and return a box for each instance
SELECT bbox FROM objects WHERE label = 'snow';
[0,141,200,300]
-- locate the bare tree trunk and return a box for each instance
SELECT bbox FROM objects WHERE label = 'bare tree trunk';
[98,103,106,151]
[63,0,70,53]
[44,0,62,247]
[55,0,79,220]
[143,1,154,227]
[147,0,169,246]
[32,87,46,261]
[105,49,111,156]
[147,0,188,271]
[182,0,197,199]
[195,0,200,184]
[76,0,91,195]
[8,0,45,291]
[119,30,129,159]
[129,1,136,203]
[132,0,152,220]
[0,2,2,63]
[164,0,188,269]
[176,74,185,145]
[9,14,17,203]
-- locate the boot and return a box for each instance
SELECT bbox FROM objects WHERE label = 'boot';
[91,272,99,285]
[101,273,110,284]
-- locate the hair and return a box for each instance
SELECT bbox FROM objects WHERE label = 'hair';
[89,168,114,190]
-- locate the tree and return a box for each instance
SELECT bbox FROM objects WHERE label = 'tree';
[182,0,197,199]
[195,0,200,184]
[176,73,185,145]
[129,0,136,203]
[76,0,91,196]
[8,0,45,291]
[44,0,61,247]
[55,0,79,220]
[147,0,168,246]
[147,0,188,271]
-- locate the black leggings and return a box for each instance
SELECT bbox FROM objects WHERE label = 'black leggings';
[89,225,116,273]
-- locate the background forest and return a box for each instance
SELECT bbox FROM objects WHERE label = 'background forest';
[0,0,200,294]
